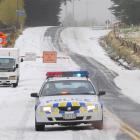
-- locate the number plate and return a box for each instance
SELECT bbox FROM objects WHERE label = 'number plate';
[63,112,76,120]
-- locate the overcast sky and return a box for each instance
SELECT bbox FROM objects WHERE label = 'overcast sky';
[59,0,115,25]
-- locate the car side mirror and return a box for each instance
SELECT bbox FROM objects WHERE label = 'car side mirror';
[31,93,39,98]
[16,64,19,68]
[98,91,106,96]
[20,58,24,62]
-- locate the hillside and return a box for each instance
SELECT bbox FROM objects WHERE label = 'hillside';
[0,0,25,27]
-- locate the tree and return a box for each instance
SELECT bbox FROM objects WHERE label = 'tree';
[110,0,140,25]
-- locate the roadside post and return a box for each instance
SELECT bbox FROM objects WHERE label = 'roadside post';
[16,9,25,30]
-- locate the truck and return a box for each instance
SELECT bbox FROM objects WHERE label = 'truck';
[0,48,22,87]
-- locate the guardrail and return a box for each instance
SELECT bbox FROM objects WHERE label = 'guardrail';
[114,32,140,55]
[92,26,112,30]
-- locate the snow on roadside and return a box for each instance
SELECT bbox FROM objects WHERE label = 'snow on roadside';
[0,27,80,140]
[61,27,140,104]
[15,27,79,72]
[60,27,121,72]
[15,27,47,56]
[115,70,140,104]
[13,27,119,140]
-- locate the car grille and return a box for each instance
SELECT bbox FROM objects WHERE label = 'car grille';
[55,117,83,121]
[58,106,80,112]
[0,77,8,80]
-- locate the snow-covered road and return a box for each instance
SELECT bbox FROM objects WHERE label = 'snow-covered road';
[0,26,140,140]
[60,27,140,104]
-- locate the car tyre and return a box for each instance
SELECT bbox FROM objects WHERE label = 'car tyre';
[92,119,103,130]
[12,77,19,88]
[35,122,45,131]
[12,82,18,88]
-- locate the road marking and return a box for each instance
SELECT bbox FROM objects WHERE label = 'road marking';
[105,108,140,140]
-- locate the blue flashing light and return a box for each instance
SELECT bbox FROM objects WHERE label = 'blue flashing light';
[72,71,89,77]
[76,73,82,77]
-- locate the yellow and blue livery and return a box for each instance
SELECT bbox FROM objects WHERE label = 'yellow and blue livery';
[31,71,105,131]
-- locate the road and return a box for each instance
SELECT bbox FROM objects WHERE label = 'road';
[0,26,140,140]
[45,27,140,140]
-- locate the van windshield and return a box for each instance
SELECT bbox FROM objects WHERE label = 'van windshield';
[0,58,15,72]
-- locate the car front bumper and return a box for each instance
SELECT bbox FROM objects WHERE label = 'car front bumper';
[0,80,17,85]
[36,110,103,125]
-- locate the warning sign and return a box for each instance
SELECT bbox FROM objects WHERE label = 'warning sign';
[43,51,57,63]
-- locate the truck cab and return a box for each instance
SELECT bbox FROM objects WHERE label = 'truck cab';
[0,48,20,87]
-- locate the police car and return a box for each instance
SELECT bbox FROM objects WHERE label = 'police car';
[31,71,105,131]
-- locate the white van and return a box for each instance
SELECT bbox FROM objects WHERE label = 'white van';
[0,48,22,87]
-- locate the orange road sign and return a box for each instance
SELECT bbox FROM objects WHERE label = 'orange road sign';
[0,32,7,45]
[43,51,57,63]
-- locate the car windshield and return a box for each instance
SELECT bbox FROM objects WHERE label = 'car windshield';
[41,80,96,96]
[0,58,15,72]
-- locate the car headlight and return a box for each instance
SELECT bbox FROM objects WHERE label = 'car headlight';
[42,106,51,112]
[9,76,16,80]
[87,105,98,111]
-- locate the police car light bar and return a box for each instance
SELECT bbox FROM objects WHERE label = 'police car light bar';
[46,71,89,78]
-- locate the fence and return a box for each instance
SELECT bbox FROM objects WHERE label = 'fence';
[114,28,140,55]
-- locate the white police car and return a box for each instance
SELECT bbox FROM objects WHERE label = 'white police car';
[31,71,105,131]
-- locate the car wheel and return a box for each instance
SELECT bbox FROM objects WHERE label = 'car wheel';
[12,82,18,88]
[92,119,103,130]
[12,78,19,88]
[35,122,45,131]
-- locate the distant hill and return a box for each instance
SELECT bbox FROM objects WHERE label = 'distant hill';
[0,0,25,28]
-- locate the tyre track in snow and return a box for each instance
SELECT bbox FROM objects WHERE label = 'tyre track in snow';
[14,99,41,140]
[71,124,119,140]
[45,26,138,140]
[14,60,46,140]
[12,26,132,140]
[15,98,33,140]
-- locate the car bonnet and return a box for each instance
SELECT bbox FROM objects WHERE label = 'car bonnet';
[38,95,99,107]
